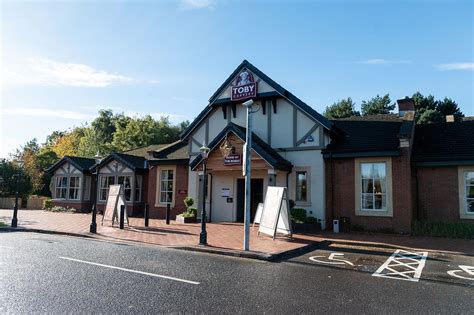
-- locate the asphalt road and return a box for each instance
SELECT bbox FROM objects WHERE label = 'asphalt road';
[1,231,473,314]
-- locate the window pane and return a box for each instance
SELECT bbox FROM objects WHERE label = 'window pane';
[118,176,124,185]
[161,181,168,192]
[361,164,372,178]
[362,179,373,193]
[373,163,386,178]
[160,192,167,203]
[373,179,385,193]
[374,194,383,209]
[467,186,474,199]
[362,193,373,209]
[296,171,307,202]
[465,172,474,185]
[166,192,173,203]
[161,170,167,180]
[467,199,474,213]
[108,176,115,186]
[124,189,131,201]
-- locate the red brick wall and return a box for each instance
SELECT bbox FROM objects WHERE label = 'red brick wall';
[147,164,189,220]
[416,166,463,221]
[325,151,414,233]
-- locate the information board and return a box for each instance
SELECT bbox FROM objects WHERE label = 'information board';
[258,187,292,239]
[102,184,128,227]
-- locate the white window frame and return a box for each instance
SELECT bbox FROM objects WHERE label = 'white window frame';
[156,166,176,207]
[292,167,311,206]
[355,157,393,217]
[99,175,116,202]
[68,176,81,200]
[54,176,68,200]
[458,167,474,220]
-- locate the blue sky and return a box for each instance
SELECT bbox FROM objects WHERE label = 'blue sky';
[1,0,473,158]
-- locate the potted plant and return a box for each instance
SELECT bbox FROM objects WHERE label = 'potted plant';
[176,197,197,223]
[291,208,321,232]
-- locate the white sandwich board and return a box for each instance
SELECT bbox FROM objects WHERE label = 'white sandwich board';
[253,202,264,227]
[258,187,292,239]
[102,184,129,227]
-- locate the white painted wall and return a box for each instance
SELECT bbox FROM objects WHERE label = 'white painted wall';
[270,99,294,148]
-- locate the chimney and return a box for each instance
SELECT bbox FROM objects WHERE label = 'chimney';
[397,96,415,120]
[446,115,455,122]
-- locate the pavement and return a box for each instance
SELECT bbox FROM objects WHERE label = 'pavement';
[1,209,473,261]
[1,231,473,313]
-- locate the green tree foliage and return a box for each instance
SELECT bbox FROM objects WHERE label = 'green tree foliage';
[412,92,464,124]
[361,94,396,116]
[0,159,32,198]
[323,98,360,119]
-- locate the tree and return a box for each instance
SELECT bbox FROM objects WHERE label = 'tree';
[361,94,396,116]
[323,98,360,119]
[0,159,32,198]
[52,127,85,158]
[411,92,464,124]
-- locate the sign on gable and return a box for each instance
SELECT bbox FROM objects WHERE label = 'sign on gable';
[224,154,242,166]
[231,69,258,101]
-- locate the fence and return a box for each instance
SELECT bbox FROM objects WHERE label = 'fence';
[0,197,22,209]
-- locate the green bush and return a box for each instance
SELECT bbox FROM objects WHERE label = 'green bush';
[184,196,194,209]
[46,206,76,213]
[291,208,307,224]
[178,206,197,218]
[43,199,53,210]
[412,220,474,239]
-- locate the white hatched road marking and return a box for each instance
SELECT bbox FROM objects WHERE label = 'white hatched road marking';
[59,256,200,285]
[372,249,428,282]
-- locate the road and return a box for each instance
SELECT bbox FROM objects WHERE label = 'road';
[1,231,473,313]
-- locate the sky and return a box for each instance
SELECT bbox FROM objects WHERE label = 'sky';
[1,0,473,158]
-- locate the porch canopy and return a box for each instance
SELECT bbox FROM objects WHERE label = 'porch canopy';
[190,122,292,172]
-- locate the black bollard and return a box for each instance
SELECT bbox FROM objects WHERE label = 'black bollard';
[144,203,149,227]
[166,203,170,225]
[120,205,125,230]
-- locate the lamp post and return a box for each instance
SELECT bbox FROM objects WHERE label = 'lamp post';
[90,153,101,233]
[199,143,210,246]
[242,99,254,251]
[11,162,22,228]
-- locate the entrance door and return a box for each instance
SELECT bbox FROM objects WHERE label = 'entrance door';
[236,178,264,222]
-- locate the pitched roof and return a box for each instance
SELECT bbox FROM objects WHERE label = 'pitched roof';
[413,121,474,165]
[189,122,292,171]
[323,120,403,158]
[149,141,189,163]
[45,156,96,174]
[181,60,332,140]
[335,114,401,122]
[123,144,169,158]
[95,152,148,172]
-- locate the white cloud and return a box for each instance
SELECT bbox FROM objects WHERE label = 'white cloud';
[1,107,94,120]
[180,0,215,10]
[2,57,136,88]
[357,59,412,65]
[435,62,474,71]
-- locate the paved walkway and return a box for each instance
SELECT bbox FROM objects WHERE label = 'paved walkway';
[1,210,473,257]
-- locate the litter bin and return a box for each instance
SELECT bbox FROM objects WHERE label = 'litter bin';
[333,219,339,233]
[339,216,351,233]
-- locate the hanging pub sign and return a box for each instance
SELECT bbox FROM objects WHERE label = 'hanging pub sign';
[231,68,258,101]
[224,153,242,166]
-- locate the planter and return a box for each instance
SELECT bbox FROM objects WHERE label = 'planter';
[292,221,322,233]
[175,215,197,223]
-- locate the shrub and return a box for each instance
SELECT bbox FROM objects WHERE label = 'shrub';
[412,220,474,239]
[178,206,197,218]
[288,199,295,210]
[291,208,307,223]
[184,197,194,210]
[46,206,76,213]
[43,199,53,210]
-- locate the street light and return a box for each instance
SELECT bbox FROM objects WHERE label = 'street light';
[242,99,254,251]
[90,152,101,233]
[199,142,210,246]
[11,161,23,228]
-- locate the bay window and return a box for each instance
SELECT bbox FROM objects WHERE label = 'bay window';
[135,175,142,202]
[68,176,81,200]
[55,176,68,199]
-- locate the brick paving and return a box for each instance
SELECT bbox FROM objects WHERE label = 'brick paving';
[1,209,473,256]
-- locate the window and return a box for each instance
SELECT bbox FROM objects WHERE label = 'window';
[55,176,68,199]
[355,158,393,217]
[360,163,387,211]
[465,172,474,213]
[118,176,132,202]
[99,175,115,201]
[68,176,81,200]
[160,169,174,204]
[296,171,307,202]
[135,175,142,202]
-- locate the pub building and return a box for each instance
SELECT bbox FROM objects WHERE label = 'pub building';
[47,60,474,233]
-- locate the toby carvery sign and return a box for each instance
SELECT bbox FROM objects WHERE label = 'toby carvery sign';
[231,69,258,101]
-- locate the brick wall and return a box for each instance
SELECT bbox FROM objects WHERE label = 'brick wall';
[416,166,463,221]
[147,164,189,220]
[325,150,414,233]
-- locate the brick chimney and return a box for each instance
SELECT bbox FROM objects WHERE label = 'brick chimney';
[397,96,415,120]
